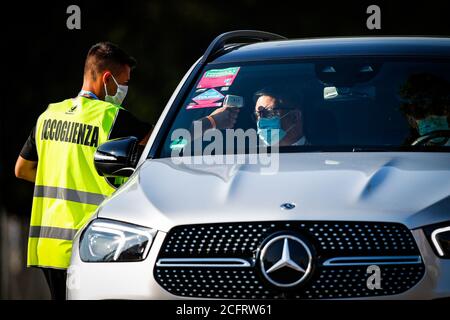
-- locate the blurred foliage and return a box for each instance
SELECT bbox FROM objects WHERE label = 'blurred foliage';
[2,0,450,217]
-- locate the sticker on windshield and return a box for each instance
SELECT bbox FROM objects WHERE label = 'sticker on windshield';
[197,67,240,89]
[187,102,222,110]
[193,88,224,103]
[170,138,188,150]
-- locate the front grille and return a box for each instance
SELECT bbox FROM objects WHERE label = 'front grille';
[154,221,425,299]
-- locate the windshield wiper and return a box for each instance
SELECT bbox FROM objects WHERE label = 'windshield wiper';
[351,147,393,152]
[351,146,450,152]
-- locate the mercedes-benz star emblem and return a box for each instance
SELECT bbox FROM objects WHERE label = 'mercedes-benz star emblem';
[259,235,312,288]
[280,203,296,210]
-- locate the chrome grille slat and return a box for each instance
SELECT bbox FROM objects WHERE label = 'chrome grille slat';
[156,258,252,268]
[322,255,422,266]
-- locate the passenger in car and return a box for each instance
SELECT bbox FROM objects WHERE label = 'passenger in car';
[399,73,450,145]
[253,87,309,146]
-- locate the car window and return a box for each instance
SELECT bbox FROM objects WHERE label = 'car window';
[157,57,450,158]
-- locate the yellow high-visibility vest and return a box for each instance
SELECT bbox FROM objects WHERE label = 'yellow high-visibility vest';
[28,96,121,269]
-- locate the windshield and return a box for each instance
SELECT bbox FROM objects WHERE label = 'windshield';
[158,57,450,158]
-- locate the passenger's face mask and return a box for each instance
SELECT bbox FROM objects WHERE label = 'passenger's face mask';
[104,74,128,105]
[416,115,449,136]
[257,112,294,146]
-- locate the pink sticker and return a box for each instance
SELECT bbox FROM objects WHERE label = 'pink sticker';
[197,67,240,89]
[186,102,222,110]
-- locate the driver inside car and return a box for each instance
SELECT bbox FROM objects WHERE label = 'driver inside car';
[188,86,308,147]
[253,87,309,146]
[400,73,450,146]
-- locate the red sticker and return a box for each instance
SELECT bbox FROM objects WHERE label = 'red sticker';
[197,67,240,89]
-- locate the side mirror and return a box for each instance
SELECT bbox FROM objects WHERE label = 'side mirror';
[94,136,139,177]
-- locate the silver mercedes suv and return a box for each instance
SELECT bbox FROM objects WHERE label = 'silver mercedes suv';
[68,31,450,300]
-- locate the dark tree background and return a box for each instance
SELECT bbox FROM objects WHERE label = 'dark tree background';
[0,0,449,298]
[3,0,450,215]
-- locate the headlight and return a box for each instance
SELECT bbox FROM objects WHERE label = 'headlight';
[424,223,450,258]
[79,219,156,262]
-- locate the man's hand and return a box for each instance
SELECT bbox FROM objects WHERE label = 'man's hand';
[209,106,240,129]
[15,156,37,183]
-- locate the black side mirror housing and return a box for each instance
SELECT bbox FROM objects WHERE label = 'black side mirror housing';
[94,136,139,177]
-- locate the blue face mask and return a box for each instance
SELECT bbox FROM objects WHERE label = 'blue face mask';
[257,113,293,146]
[416,115,449,136]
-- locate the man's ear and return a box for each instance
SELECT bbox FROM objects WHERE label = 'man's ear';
[407,115,418,128]
[102,71,112,84]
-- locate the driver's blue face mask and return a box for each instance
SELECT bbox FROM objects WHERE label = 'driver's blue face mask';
[416,115,449,136]
[257,112,294,146]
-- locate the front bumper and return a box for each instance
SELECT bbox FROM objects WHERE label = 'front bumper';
[67,228,450,300]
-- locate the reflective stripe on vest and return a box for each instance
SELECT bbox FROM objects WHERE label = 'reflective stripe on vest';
[34,186,107,206]
[28,97,122,269]
[29,226,78,241]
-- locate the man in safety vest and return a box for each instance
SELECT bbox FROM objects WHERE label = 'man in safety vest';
[14,42,152,300]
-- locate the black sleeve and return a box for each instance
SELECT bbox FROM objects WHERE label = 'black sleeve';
[20,126,38,161]
[109,109,153,141]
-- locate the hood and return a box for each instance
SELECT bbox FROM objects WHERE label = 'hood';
[98,152,450,231]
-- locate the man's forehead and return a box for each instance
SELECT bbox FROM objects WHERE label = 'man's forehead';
[255,96,277,109]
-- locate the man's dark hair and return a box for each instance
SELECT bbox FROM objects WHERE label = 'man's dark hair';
[253,86,303,110]
[399,73,450,119]
[84,42,137,81]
